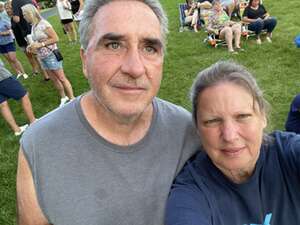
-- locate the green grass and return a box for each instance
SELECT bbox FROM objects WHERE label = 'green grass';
[0,0,299,223]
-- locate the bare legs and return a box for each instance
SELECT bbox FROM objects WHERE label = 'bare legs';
[0,93,36,134]
[63,22,77,43]
[220,23,242,52]
[3,51,25,75]
[46,69,75,100]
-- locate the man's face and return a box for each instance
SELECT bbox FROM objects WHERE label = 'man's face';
[81,1,164,120]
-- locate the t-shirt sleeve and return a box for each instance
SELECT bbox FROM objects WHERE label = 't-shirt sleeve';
[165,166,211,225]
[261,5,267,15]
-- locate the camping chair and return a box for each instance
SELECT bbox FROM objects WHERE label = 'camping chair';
[178,3,202,32]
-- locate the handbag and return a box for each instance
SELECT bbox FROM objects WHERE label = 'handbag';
[52,49,63,61]
[45,46,63,61]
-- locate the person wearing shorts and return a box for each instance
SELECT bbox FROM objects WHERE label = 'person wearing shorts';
[0,59,36,136]
[23,4,75,107]
[56,0,77,43]
[0,15,28,78]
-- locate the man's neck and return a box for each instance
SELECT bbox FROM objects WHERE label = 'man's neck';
[80,93,154,146]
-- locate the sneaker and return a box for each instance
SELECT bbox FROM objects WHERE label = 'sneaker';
[256,38,262,45]
[14,124,29,136]
[266,36,272,43]
[23,73,29,79]
[17,73,29,79]
[59,96,69,107]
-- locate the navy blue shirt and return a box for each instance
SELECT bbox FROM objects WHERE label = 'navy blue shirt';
[165,131,300,225]
[243,5,267,19]
[285,94,300,134]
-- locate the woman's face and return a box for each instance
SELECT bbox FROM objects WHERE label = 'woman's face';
[196,82,266,177]
[251,0,260,7]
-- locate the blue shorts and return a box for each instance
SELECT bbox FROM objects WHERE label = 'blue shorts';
[0,42,16,54]
[0,77,27,104]
[40,52,63,70]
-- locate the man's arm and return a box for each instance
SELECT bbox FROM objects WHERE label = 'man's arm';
[12,15,20,23]
[17,148,50,225]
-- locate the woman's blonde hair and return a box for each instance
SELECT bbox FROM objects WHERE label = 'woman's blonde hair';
[21,4,42,24]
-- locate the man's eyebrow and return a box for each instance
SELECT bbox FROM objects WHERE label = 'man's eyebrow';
[96,33,126,47]
[143,38,163,49]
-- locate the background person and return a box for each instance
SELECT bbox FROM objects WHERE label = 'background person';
[165,60,300,225]
[16,0,200,224]
[184,0,200,32]
[56,0,77,43]
[22,4,75,107]
[0,14,28,78]
[0,59,36,136]
[207,0,243,53]
[242,0,277,44]
[285,94,300,134]
[5,0,50,80]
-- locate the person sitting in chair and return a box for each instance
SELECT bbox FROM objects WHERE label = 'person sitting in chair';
[242,0,277,45]
[207,0,243,54]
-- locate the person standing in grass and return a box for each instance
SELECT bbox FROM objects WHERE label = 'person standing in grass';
[0,14,28,79]
[22,4,75,107]
[285,94,300,134]
[0,59,36,136]
[6,0,50,80]
[56,0,77,43]
[16,0,200,224]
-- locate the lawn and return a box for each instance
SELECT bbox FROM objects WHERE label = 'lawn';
[0,0,299,223]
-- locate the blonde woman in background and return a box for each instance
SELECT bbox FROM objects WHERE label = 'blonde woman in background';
[22,4,74,107]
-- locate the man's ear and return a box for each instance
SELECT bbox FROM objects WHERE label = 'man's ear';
[80,48,88,79]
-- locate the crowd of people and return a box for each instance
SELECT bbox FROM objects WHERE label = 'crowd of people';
[0,0,299,224]
[183,0,277,53]
[0,0,84,136]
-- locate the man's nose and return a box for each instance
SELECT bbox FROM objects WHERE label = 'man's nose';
[121,48,145,78]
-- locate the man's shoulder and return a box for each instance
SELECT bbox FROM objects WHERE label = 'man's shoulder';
[23,98,80,139]
[155,97,191,119]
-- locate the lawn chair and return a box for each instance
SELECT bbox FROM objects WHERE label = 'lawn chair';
[178,3,202,32]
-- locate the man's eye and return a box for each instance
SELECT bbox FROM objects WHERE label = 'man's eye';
[106,42,121,50]
[144,46,157,54]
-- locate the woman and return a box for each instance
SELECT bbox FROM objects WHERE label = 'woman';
[165,61,300,225]
[242,0,277,44]
[0,12,27,78]
[184,0,200,32]
[56,0,77,43]
[21,4,75,107]
[4,0,50,80]
[207,0,243,53]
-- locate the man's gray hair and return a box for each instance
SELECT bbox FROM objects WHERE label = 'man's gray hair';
[79,0,168,50]
[190,60,270,125]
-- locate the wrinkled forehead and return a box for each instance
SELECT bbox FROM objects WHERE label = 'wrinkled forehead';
[89,1,162,43]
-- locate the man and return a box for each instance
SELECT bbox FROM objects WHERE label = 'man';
[0,59,36,136]
[17,0,200,225]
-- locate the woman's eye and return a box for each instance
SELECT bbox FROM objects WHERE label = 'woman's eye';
[237,114,251,121]
[203,118,221,126]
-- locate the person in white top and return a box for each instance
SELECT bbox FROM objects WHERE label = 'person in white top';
[56,0,77,43]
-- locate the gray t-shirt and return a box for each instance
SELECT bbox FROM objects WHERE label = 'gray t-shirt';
[0,59,12,82]
[21,96,200,225]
